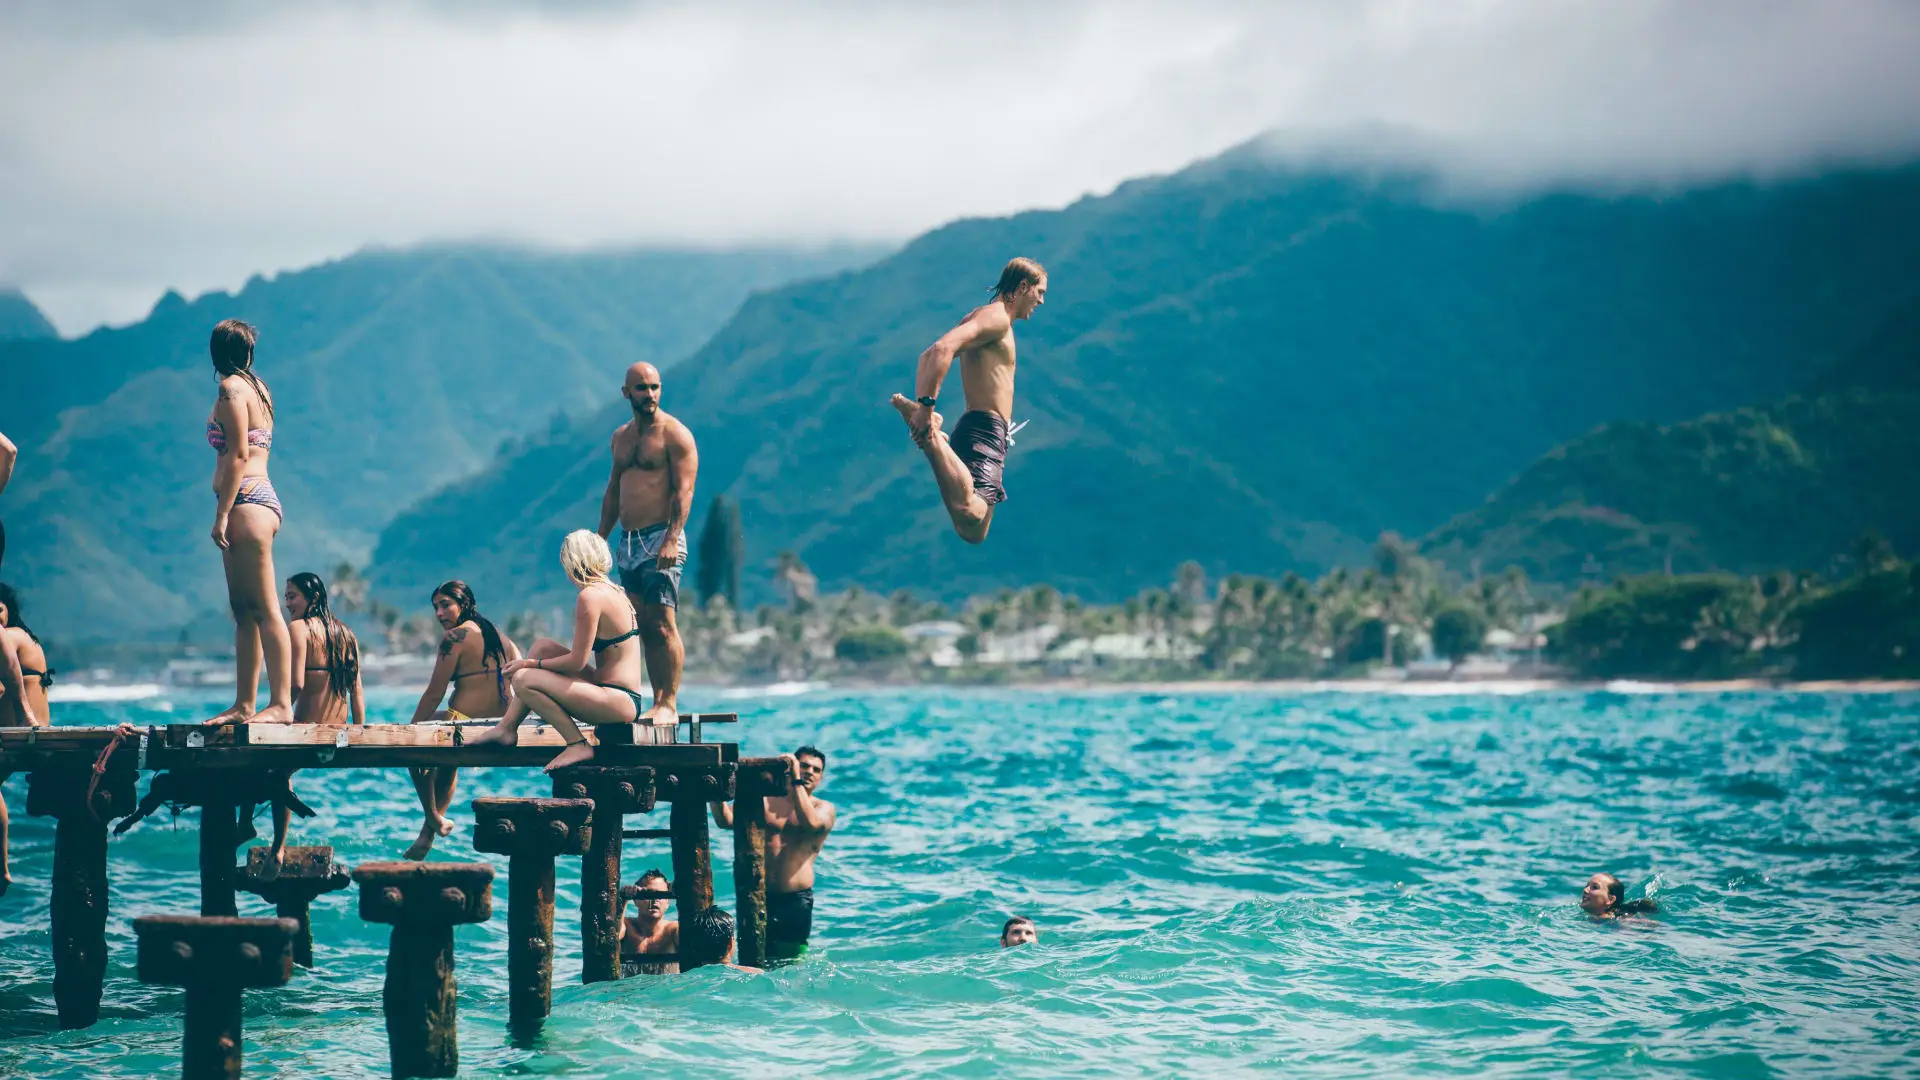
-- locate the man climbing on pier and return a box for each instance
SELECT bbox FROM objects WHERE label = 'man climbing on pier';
[598,361,697,726]
[712,746,836,963]
[889,257,1047,544]
[618,868,680,975]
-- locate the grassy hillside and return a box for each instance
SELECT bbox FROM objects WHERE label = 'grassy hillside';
[1,244,882,639]
[1422,295,1920,584]
[0,287,55,341]
[368,149,1920,613]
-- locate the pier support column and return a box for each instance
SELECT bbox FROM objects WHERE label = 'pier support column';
[728,757,792,970]
[471,797,593,1033]
[197,799,240,917]
[27,754,138,1029]
[134,914,298,1080]
[352,861,494,1080]
[657,764,733,969]
[236,847,349,968]
[550,766,655,984]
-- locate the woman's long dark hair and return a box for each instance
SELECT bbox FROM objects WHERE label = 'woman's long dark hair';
[0,581,52,686]
[289,572,357,699]
[433,580,507,700]
[210,319,274,421]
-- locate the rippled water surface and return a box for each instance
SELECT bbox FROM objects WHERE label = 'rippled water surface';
[2,687,1918,1078]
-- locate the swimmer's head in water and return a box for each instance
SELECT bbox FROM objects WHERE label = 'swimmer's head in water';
[793,745,827,791]
[1001,916,1037,948]
[1582,873,1624,915]
[991,257,1047,320]
[560,530,614,587]
[683,906,735,966]
[634,868,671,921]
[623,361,662,417]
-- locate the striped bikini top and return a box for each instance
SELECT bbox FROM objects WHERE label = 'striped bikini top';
[206,421,273,452]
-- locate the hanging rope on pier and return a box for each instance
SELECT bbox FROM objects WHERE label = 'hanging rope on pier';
[85,724,139,822]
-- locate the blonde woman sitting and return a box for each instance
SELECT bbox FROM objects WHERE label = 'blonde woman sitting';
[483,530,653,772]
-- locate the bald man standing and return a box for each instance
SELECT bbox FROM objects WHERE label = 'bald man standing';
[598,362,698,726]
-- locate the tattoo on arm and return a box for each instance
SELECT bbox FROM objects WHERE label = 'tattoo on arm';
[438,635,455,658]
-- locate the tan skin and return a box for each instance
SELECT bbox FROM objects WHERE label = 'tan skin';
[469,567,647,771]
[0,597,49,896]
[889,275,1045,543]
[617,872,681,974]
[206,373,292,725]
[598,361,698,726]
[1581,873,1624,917]
[1001,920,1038,948]
[401,596,520,860]
[711,751,836,894]
[264,583,366,880]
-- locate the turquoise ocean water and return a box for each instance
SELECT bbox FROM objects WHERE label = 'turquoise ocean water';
[1,687,1917,1078]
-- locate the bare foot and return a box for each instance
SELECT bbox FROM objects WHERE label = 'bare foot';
[235,811,259,848]
[206,703,254,725]
[436,813,455,838]
[0,870,11,898]
[464,723,520,748]
[543,741,597,773]
[889,394,942,449]
[258,846,284,883]
[644,701,679,728]
[402,822,437,861]
[251,703,293,725]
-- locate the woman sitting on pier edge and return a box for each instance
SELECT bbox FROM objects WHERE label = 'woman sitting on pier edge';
[469,530,651,771]
[403,580,520,859]
[0,581,52,896]
[205,319,293,726]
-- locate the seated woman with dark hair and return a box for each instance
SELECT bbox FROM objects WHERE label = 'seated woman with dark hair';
[0,582,51,896]
[1581,872,1658,919]
[403,580,520,860]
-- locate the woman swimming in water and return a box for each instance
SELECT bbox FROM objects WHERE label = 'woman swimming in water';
[1581,872,1658,918]
[403,580,520,859]
[0,582,52,895]
[469,531,651,772]
[205,319,293,726]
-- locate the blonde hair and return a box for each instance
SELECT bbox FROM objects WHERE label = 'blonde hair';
[559,529,613,586]
[991,257,1046,299]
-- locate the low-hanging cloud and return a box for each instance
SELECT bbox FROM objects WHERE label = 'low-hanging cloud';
[3,0,1918,334]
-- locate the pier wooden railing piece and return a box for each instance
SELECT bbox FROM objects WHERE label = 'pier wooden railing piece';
[26,752,140,1029]
[352,861,494,1080]
[470,797,593,1033]
[729,757,793,970]
[144,720,735,770]
[236,846,350,968]
[134,914,299,1080]
[549,766,656,985]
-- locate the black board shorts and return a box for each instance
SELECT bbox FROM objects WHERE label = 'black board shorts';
[950,410,1009,505]
[766,886,814,961]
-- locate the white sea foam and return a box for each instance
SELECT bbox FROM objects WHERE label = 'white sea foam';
[715,680,829,698]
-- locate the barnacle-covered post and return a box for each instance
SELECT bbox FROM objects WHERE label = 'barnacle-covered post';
[657,763,734,968]
[728,757,792,970]
[235,846,350,968]
[27,749,138,1029]
[470,797,593,1030]
[134,914,298,1080]
[549,765,654,984]
[352,861,494,1079]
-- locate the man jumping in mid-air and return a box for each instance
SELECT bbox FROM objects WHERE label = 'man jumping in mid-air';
[890,257,1046,544]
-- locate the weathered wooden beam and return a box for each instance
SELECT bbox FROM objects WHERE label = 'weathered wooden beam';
[134,914,299,1080]
[470,797,592,1034]
[147,728,725,772]
[653,762,736,804]
[27,755,139,1029]
[352,861,494,1080]
[669,797,715,967]
[236,847,350,968]
[549,767,655,985]
[729,756,792,971]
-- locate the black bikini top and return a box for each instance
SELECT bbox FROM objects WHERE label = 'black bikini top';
[592,588,642,654]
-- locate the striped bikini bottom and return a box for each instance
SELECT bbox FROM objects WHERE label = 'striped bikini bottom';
[235,476,284,522]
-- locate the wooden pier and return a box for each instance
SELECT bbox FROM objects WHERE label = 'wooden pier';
[0,715,786,1078]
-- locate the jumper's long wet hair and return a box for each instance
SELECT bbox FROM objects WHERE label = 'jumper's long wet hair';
[989,257,1046,300]
[210,319,274,421]
[0,581,52,686]
[432,580,508,701]
[288,573,358,699]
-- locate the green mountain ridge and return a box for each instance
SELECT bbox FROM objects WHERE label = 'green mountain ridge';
[1421,294,1920,583]
[368,147,1920,613]
[1,244,884,639]
[0,287,56,342]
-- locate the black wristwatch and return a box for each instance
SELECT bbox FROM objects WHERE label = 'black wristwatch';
[915,395,937,407]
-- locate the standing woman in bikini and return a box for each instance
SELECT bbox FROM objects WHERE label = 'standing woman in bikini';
[472,531,651,772]
[206,319,293,725]
[0,582,51,895]
[402,580,519,859]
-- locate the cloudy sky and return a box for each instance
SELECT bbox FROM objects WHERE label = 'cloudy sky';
[4,0,1919,335]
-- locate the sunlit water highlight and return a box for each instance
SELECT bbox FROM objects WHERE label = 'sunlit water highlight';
[2,688,1917,1078]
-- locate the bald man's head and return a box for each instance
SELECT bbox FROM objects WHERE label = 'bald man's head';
[623,362,663,417]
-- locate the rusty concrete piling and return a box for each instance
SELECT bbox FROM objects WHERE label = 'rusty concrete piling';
[235,846,349,968]
[655,764,735,968]
[134,914,298,1080]
[26,753,138,1029]
[470,797,593,1031]
[549,765,655,984]
[727,757,792,970]
[352,861,494,1079]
